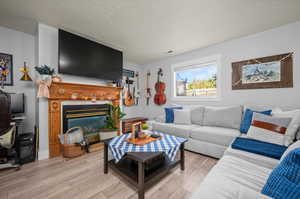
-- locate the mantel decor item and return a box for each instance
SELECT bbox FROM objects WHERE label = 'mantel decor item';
[0,53,13,88]
[35,65,56,98]
[34,65,55,80]
[232,53,293,90]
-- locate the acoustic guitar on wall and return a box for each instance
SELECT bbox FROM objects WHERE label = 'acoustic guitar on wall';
[124,77,135,106]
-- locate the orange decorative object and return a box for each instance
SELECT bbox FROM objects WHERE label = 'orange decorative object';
[127,136,162,146]
[52,75,62,82]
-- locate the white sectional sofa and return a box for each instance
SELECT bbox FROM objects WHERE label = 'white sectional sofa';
[149,105,300,159]
[147,105,300,199]
[149,105,244,158]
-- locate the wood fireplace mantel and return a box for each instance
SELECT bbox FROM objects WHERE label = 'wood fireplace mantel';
[48,82,122,158]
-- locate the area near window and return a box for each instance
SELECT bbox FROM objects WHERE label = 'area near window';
[172,55,221,101]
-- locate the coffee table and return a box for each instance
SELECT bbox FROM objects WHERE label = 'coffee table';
[103,136,186,199]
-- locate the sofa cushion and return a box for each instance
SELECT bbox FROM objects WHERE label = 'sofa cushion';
[225,147,279,169]
[203,106,243,129]
[174,109,191,125]
[152,122,197,138]
[190,106,205,125]
[190,155,272,199]
[172,124,197,138]
[190,126,240,146]
[152,122,175,134]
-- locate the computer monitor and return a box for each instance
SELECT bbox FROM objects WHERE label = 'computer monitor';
[9,93,25,114]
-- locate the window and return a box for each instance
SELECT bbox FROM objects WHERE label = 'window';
[172,55,221,100]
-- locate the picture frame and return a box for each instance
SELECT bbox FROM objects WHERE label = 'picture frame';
[123,69,135,78]
[131,122,142,139]
[0,53,13,86]
[232,53,293,90]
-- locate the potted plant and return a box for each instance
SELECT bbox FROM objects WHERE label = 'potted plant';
[34,65,55,80]
[99,104,126,140]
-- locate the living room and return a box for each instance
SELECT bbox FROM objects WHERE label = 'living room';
[0,1,300,199]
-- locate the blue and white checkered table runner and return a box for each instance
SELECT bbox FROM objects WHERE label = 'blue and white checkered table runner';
[108,132,187,163]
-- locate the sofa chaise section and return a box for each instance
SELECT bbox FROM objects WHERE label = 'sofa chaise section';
[190,154,274,199]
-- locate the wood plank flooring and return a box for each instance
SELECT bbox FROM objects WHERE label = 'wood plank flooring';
[0,150,217,199]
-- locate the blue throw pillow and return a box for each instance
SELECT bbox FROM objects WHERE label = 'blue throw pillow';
[240,108,272,134]
[262,148,300,199]
[165,107,183,123]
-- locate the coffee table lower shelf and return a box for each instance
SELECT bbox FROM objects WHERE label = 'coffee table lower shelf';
[104,142,185,199]
[108,157,179,188]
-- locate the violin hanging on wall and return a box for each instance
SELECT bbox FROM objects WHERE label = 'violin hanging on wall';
[154,68,166,105]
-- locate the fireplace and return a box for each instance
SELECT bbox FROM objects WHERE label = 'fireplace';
[62,104,110,143]
[47,82,121,158]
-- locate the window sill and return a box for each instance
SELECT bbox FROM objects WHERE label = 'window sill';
[171,96,221,102]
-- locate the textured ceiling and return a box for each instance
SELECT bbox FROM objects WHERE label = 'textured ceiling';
[0,0,300,65]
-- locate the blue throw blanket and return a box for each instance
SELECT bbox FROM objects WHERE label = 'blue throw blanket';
[231,137,287,160]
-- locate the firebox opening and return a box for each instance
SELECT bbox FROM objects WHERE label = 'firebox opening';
[62,104,110,144]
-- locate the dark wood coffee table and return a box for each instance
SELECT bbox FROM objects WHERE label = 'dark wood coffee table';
[104,140,186,199]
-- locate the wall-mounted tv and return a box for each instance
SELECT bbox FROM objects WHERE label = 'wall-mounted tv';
[58,29,123,81]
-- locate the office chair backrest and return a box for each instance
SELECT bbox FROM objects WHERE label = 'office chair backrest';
[0,90,11,134]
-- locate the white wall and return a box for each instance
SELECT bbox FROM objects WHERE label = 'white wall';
[140,21,300,119]
[0,26,36,133]
[36,23,142,159]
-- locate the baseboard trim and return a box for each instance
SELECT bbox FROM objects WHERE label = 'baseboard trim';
[38,150,49,160]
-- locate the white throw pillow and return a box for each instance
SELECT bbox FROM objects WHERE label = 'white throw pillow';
[174,109,191,125]
[247,113,292,145]
[190,106,205,125]
[272,109,300,146]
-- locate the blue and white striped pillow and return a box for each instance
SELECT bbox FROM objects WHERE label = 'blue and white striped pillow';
[262,148,300,199]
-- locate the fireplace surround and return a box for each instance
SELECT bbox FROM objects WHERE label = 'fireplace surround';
[47,82,121,158]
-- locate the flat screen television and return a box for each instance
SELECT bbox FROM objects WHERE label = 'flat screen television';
[9,93,25,114]
[58,29,123,81]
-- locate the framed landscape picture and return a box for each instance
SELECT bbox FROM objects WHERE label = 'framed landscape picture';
[0,53,13,86]
[232,53,293,90]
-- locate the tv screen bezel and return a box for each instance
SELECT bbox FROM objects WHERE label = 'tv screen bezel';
[58,29,123,81]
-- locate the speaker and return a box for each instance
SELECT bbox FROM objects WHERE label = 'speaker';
[18,132,35,164]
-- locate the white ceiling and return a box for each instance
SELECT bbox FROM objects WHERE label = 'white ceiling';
[0,0,300,65]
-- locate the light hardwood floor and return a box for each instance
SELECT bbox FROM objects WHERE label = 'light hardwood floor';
[0,150,217,199]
